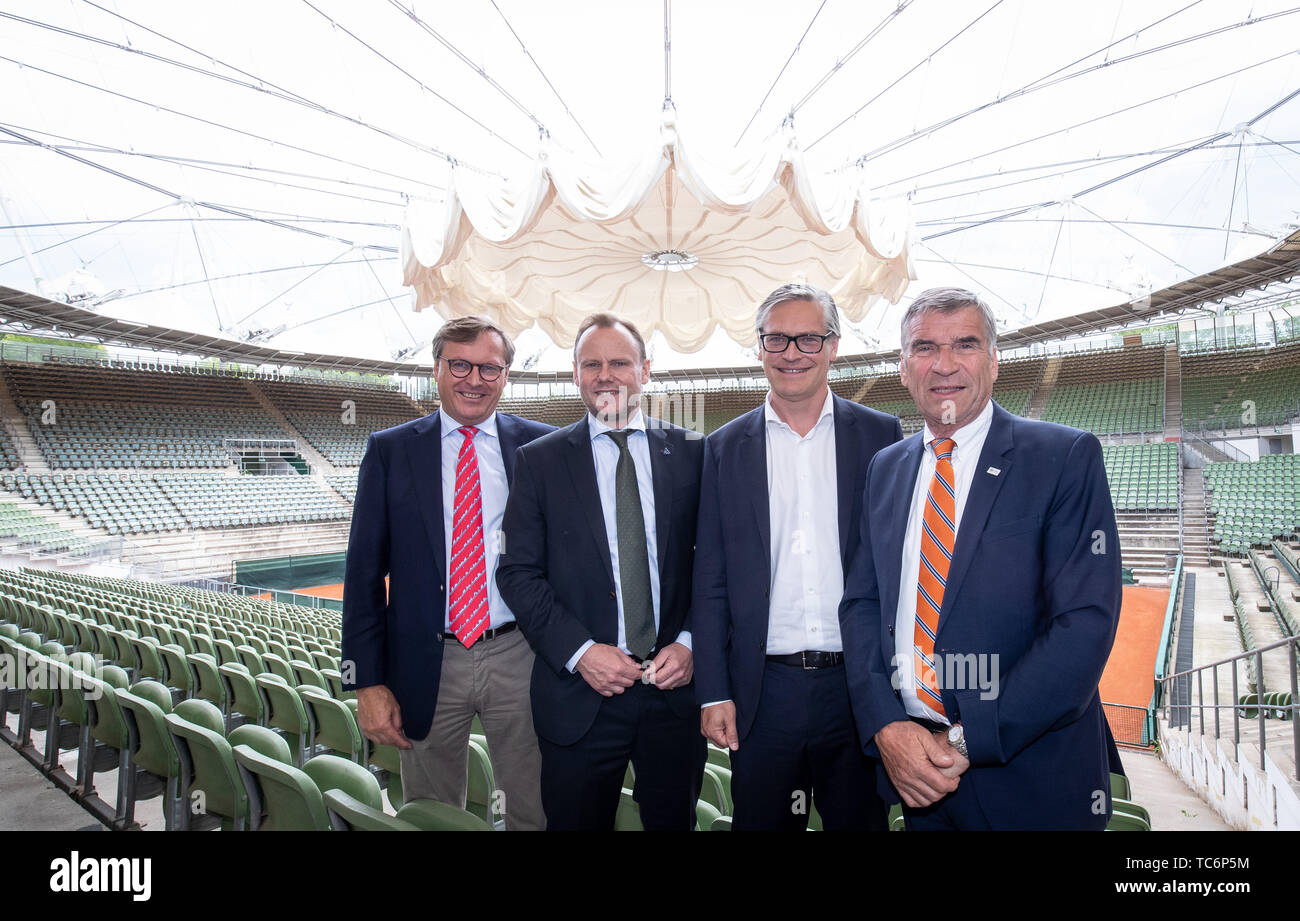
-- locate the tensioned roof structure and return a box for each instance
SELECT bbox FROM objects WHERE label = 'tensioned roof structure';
[1,1,1299,373]
[4,225,1299,381]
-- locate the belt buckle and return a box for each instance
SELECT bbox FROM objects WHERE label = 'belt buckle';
[801,650,814,670]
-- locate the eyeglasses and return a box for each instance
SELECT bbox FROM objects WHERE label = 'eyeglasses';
[440,358,506,382]
[758,332,836,354]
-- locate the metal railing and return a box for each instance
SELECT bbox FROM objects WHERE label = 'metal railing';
[1158,633,1300,780]
[187,576,342,612]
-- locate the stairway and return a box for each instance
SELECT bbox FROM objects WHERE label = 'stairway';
[1162,344,1182,440]
[0,371,49,473]
[241,380,337,475]
[1180,468,1212,565]
[1024,356,1061,420]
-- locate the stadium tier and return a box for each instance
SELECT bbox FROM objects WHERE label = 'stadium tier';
[1102,444,1179,512]
[1040,347,1166,435]
[256,378,425,467]
[1204,454,1300,555]
[1,473,349,535]
[1182,341,1300,430]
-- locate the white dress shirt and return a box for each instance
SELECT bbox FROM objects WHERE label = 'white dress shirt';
[894,399,994,724]
[765,389,844,655]
[440,410,514,631]
[565,410,691,671]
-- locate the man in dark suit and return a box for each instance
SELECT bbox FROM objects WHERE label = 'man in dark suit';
[838,286,1122,830]
[342,316,553,830]
[693,283,903,830]
[497,312,706,831]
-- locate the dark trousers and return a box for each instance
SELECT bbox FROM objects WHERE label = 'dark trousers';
[902,776,993,830]
[730,661,886,831]
[538,681,705,831]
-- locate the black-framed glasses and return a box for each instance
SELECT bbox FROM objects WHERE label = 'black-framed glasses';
[441,358,506,382]
[758,332,836,354]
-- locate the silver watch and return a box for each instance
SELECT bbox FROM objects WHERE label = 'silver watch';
[947,723,969,758]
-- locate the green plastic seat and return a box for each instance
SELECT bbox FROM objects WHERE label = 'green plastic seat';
[261,652,295,684]
[164,700,249,831]
[130,637,167,684]
[290,660,328,692]
[323,789,421,831]
[229,723,292,763]
[615,787,642,831]
[187,653,228,717]
[701,764,731,816]
[299,685,363,762]
[115,681,181,827]
[696,799,722,831]
[709,815,732,831]
[158,644,191,694]
[391,797,493,831]
[83,675,139,828]
[1110,772,1131,800]
[256,674,309,765]
[466,737,496,825]
[233,747,382,831]
[219,663,265,726]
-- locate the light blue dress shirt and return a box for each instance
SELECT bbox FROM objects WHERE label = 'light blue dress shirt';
[565,410,691,671]
[440,410,514,631]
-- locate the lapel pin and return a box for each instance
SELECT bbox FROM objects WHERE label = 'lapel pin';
[662,445,671,455]
[986,466,1001,476]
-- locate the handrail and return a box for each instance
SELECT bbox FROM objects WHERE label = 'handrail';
[1159,632,1300,779]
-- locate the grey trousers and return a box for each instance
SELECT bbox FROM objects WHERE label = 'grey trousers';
[398,626,546,831]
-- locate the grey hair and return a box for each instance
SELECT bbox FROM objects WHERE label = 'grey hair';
[900,287,997,355]
[755,283,841,338]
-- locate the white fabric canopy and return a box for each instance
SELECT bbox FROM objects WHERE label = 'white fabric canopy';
[402,111,915,352]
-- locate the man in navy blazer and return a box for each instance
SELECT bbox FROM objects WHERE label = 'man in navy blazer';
[497,313,706,830]
[342,316,553,830]
[838,286,1122,830]
[693,284,903,830]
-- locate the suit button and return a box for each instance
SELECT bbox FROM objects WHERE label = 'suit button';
[439,584,444,591]
[888,625,894,635]
[609,591,616,600]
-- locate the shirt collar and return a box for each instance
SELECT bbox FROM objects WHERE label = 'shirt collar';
[440,409,498,440]
[764,388,835,432]
[587,407,647,442]
[922,399,993,453]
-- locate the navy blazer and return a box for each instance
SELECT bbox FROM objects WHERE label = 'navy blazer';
[838,402,1123,830]
[496,417,704,747]
[692,395,904,741]
[341,410,554,742]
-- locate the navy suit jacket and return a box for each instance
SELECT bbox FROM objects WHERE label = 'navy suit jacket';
[496,418,703,747]
[341,410,554,742]
[692,395,904,741]
[838,402,1123,830]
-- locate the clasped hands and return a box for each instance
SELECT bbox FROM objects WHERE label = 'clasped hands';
[576,641,693,696]
[874,720,970,809]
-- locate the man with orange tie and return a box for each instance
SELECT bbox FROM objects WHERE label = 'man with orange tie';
[838,286,1123,830]
[343,316,552,830]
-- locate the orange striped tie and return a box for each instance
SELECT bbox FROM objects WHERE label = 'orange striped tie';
[914,437,956,718]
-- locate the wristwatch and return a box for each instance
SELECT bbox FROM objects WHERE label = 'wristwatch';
[947,723,969,759]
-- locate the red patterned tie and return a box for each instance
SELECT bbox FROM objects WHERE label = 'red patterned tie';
[449,426,488,647]
[914,437,956,718]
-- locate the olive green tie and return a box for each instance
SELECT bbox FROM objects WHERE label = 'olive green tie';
[605,429,656,659]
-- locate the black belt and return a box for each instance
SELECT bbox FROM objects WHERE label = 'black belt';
[766,650,844,669]
[441,621,518,646]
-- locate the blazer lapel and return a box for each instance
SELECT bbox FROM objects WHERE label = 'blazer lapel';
[937,405,1015,635]
[564,420,615,588]
[406,411,446,575]
[496,413,521,483]
[882,434,924,628]
[832,397,857,565]
[740,407,771,576]
[646,424,673,575]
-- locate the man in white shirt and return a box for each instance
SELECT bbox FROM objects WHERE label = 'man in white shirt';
[343,316,553,830]
[497,313,707,830]
[693,284,904,830]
